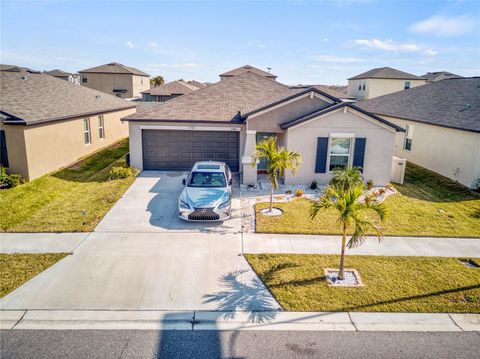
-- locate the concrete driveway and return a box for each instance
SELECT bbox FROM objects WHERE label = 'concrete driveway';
[0,232,279,311]
[95,171,242,234]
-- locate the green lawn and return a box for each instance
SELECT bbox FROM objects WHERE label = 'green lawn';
[0,139,135,232]
[246,254,480,313]
[0,253,68,297]
[256,163,480,237]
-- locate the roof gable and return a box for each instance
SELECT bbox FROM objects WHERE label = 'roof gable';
[142,81,199,96]
[219,65,277,79]
[79,62,149,77]
[348,67,423,80]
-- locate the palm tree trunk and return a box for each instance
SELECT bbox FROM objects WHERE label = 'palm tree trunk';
[269,187,273,212]
[338,223,347,280]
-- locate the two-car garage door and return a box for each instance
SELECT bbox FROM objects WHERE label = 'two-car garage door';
[142,129,240,171]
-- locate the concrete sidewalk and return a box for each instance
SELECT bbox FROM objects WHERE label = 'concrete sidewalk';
[0,233,90,253]
[1,310,478,331]
[243,233,480,257]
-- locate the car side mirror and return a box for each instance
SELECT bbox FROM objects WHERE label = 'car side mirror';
[182,178,186,185]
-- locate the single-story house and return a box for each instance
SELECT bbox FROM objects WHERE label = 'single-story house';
[348,67,427,100]
[0,65,136,181]
[357,77,480,189]
[141,80,201,102]
[123,65,405,186]
[45,69,80,85]
[421,71,462,83]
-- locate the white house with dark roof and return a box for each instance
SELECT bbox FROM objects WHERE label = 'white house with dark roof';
[358,78,480,189]
[348,67,427,100]
[123,65,405,186]
[79,62,150,99]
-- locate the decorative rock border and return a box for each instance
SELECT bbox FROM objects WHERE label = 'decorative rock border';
[324,268,364,287]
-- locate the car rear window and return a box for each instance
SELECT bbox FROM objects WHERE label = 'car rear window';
[188,172,226,188]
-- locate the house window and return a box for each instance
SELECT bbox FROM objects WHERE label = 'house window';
[404,81,411,90]
[404,124,413,151]
[328,137,352,171]
[83,118,91,144]
[362,81,366,91]
[141,77,143,85]
[98,115,105,139]
[358,82,362,91]
[82,75,87,83]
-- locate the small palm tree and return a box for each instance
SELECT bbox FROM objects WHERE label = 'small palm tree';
[150,75,165,87]
[311,181,387,280]
[330,166,363,191]
[251,137,301,212]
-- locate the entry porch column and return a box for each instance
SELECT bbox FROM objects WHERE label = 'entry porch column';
[242,130,257,184]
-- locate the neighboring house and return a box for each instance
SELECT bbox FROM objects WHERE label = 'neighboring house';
[357,78,480,189]
[45,69,80,85]
[347,67,426,100]
[124,65,404,186]
[421,71,463,83]
[219,65,277,81]
[79,62,149,99]
[141,81,201,102]
[0,65,136,181]
[187,80,208,89]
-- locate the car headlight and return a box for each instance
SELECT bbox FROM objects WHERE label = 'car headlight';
[217,198,231,209]
[179,199,191,209]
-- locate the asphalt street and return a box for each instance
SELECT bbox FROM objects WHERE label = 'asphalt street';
[1,330,479,359]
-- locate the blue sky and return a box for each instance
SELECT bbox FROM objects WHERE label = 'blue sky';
[1,0,479,84]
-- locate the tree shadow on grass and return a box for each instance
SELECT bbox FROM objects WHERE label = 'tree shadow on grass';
[202,269,281,323]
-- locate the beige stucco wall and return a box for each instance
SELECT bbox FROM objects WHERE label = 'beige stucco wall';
[4,107,135,181]
[381,115,480,189]
[80,73,149,98]
[348,78,426,100]
[128,121,246,172]
[284,108,397,186]
[247,95,331,133]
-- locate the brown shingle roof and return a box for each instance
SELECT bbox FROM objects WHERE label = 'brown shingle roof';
[421,71,463,82]
[124,71,288,122]
[348,67,423,80]
[45,69,72,77]
[79,62,149,77]
[219,65,277,79]
[356,78,480,133]
[187,80,207,89]
[142,81,199,96]
[1,68,136,126]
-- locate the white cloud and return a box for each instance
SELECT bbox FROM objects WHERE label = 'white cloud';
[247,40,266,48]
[148,42,158,47]
[323,38,329,42]
[124,41,134,48]
[313,54,364,63]
[355,38,420,52]
[422,49,438,57]
[410,15,475,37]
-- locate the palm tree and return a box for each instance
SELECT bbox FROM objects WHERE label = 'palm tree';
[251,137,301,212]
[150,75,165,87]
[330,166,363,191]
[310,182,387,280]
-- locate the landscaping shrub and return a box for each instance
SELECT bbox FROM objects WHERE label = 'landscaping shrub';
[310,179,318,190]
[366,179,374,190]
[0,167,22,188]
[109,166,139,180]
[295,189,304,197]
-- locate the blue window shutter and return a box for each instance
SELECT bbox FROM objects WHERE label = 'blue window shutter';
[315,137,329,173]
[353,138,366,172]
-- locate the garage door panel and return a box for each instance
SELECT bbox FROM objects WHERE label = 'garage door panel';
[143,129,239,171]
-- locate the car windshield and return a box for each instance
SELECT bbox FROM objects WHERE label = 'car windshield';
[188,171,226,188]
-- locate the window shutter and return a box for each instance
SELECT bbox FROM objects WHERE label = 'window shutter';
[0,130,8,167]
[353,138,366,172]
[315,137,329,173]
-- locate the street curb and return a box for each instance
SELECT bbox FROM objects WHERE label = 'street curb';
[1,310,478,331]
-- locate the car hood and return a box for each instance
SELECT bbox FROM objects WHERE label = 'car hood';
[182,186,230,208]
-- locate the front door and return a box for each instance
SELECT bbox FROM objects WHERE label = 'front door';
[256,132,277,173]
